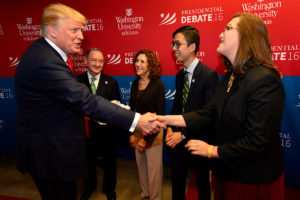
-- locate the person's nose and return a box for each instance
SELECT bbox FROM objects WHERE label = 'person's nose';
[172,45,177,51]
[219,32,224,40]
[96,61,102,66]
[78,30,84,40]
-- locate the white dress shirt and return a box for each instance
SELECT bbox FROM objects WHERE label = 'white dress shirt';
[184,58,199,88]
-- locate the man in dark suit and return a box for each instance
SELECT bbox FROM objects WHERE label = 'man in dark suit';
[166,26,218,200]
[14,4,163,200]
[78,48,120,200]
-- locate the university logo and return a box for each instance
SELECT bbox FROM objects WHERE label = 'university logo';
[26,18,32,24]
[120,86,131,104]
[115,9,144,36]
[126,8,132,17]
[9,57,19,67]
[17,17,40,41]
[159,13,176,25]
[107,54,121,65]
[165,89,176,100]
[241,0,282,24]
[70,49,86,74]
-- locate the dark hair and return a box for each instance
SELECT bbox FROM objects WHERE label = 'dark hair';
[86,48,103,58]
[133,50,161,80]
[225,13,281,78]
[172,26,200,54]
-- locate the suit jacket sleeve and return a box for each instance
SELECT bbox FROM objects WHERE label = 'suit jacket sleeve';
[201,71,218,106]
[37,60,135,130]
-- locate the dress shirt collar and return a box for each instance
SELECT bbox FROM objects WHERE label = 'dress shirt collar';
[184,58,199,74]
[184,58,199,87]
[87,70,101,82]
[44,37,68,63]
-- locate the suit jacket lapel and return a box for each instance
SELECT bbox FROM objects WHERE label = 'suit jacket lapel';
[187,62,202,104]
[216,73,243,119]
[82,72,91,89]
[96,74,107,96]
[215,75,229,120]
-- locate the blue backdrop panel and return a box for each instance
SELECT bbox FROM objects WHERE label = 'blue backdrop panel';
[0,78,17,154]
[113,75,176,162]
[0,75,299,188]
[280,76,300,188]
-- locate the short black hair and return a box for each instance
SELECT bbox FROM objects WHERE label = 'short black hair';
[172,26,200,54]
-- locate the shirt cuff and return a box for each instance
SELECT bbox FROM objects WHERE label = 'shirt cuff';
[129,113,140,132]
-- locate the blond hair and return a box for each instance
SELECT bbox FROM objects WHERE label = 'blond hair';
[40,3,87,37]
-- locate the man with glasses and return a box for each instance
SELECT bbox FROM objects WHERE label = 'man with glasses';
[166,26,218,200]
[78,48,119,200]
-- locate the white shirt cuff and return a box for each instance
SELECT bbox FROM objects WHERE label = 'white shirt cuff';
[129,113,140,132]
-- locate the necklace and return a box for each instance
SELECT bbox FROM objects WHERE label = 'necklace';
[227,74,235,93]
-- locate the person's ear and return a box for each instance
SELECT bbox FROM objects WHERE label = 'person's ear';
[189,43,196,53]
[48,25,57,38]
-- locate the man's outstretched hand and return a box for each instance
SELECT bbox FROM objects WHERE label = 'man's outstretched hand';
[136,112,166,135]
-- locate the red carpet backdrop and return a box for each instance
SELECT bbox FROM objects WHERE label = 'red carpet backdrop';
[0,0,299,189]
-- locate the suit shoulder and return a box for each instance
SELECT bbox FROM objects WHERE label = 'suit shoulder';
[102,73,118,83]
[246,65,279,81]
[244,65,281,90]
[198,62,217,74]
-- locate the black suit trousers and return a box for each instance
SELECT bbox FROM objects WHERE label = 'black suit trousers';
[32,177,77,200]
[171,141,210,200]
[84,124,116,196]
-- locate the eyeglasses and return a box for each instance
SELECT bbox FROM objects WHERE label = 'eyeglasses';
[223,25,238,32]
[171,41,188,49]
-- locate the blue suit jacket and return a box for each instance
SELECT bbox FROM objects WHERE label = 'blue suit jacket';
[14,38,135,181]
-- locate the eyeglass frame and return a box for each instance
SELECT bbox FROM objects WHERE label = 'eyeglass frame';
[171,41,189,49]
[223,25,238,33]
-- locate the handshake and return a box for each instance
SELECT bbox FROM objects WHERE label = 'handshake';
[136,112,166,135]
[135,112,184,135]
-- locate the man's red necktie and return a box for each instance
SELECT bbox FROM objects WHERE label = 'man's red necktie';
[66,56,75,73]
[85,117,90,137]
